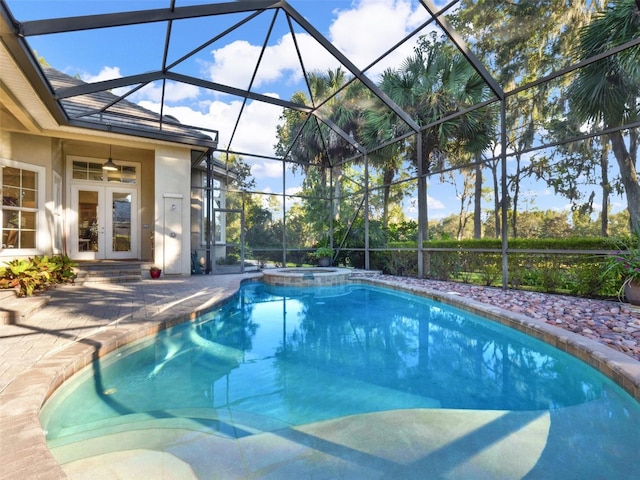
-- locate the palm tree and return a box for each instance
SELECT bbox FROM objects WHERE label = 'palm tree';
[363,34,495,238]
[275,68,365,221]
[568,0,640,233]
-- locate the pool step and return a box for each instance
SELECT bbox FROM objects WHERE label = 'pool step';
[74,261,144,285]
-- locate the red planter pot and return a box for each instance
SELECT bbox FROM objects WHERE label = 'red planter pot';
[150,268,161,279]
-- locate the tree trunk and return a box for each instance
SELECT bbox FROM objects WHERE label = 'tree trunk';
[490,161,501,238]
[610,131,640,233]
[474,161,483,239]
[600,139,610,237]
[382,168,395,229]
[511,155,521,238]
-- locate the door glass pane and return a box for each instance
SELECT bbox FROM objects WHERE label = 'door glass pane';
[112,192,131,252]
[78,190,98,252]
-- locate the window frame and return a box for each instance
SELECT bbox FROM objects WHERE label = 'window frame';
[68,155,139,186]
[200,174,225,245]
[0,158,46,255]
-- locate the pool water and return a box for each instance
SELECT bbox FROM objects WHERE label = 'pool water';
[42,283,640,479]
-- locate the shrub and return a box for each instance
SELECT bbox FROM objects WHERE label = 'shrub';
[0,255,76,297]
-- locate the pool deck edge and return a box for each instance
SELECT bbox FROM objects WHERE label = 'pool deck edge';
[1,272,639,479]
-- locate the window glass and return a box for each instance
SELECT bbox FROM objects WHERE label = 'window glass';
[72,160,137,184]
[2,165,38,249]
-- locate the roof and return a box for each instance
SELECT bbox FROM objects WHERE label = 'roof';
[42,65,217,147]
[0,0,487,161]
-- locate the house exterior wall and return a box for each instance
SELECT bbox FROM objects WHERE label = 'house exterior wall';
[0,129,198,275]
[155,145,192,275]
[0,131,55,256]
[62,141,156,262]
[1,46,211,275]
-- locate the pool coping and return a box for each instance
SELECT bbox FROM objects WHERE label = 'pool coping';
[1,273,639,479]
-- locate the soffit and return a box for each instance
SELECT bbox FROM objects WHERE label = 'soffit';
[0,40,55,133]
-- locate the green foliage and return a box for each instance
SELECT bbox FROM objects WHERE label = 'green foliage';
[313,246,334,259]
[0,255,76,297]
[370,250,418,277]
[416,238,623,298]
[386,221,418,243]
[601,232,640,290]
[49,254,77,284]
[216,254,239,265]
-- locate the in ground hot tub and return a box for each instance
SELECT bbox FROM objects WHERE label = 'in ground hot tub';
[262,267,352,286]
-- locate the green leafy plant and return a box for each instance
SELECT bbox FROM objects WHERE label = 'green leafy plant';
[0,258,47,297]
[603,231,640,290]
[0,255,76,297]
[216,254,239,265]
[48,255,77,284]
[313,246,334,259]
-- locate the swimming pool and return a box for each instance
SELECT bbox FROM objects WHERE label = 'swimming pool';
[41,282,640,479]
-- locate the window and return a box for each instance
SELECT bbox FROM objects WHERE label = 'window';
[2,165,39,249]
[201,176,224,243]
[72,159,138,184]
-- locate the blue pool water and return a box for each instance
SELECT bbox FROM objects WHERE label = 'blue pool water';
[42,283,640,478]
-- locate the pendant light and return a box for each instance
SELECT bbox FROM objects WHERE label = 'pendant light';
[103,145,118,171]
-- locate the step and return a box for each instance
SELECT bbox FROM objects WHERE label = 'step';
[73,261,144,285]
[0,288,51,325]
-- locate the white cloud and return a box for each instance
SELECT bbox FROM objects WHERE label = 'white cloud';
[203,0,425,90]
[206,34,340,90]
[92,1,429,194]
[251,159,284,179]
[134,81,200,103]
[81,66,122,83]
[428,194,445,210]
[329,0,430,77]
[140,96,276,151]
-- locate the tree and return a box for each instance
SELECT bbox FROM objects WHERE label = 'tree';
[275,68,365,223]
[451,0,597,238]
[568,0,640,233]
[367,34,494,246]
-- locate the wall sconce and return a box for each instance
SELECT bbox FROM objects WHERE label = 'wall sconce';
[103,145,118,171]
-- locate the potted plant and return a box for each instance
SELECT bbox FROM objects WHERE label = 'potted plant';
[604,231,640,306]
[149,266,162,279]
[313,246,334,267]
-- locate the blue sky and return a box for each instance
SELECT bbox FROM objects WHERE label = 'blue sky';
[5,0,624,221]
[7,0,449,211]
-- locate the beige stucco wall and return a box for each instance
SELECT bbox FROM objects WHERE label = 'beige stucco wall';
[62,140,155,261]
[155,145,192,275]
[0,131,54,256]
[1,130,199,273]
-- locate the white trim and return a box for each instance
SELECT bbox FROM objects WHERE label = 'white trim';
[52,171,63,254]
[66,155,141,260]
[0,157,46,256]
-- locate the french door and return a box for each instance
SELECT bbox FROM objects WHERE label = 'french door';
[70,185,138,260]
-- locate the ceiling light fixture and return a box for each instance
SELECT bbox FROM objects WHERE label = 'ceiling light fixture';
[103,145,118,171]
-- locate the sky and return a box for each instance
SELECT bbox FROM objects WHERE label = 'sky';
[9,0,431,157]
[7,0,459,215]
[4,0,625,221]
